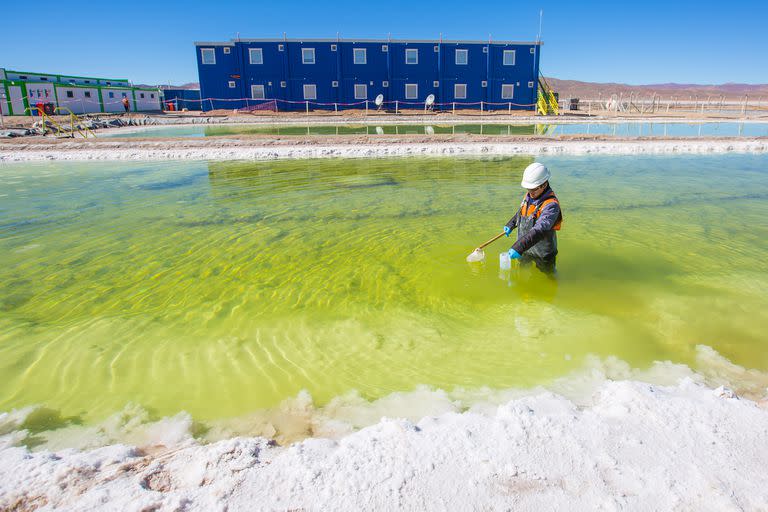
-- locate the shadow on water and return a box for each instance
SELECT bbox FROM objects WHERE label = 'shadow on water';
[569,192,768,214]
[135,170,209,191]
[0,279,35,312]
[563,245,682,283]
[204,156,534,197]
[18,408,84,448]
[174,213,266,228]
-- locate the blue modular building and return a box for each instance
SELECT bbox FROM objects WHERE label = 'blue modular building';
[194,38,542,112]
[161,88,202,110]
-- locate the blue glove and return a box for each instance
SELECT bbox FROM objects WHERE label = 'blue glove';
[508,248,522,260]
[503,226,512,237]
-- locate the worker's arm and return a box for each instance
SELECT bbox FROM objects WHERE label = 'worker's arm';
[503,209,521,235]
[511,202,561,254]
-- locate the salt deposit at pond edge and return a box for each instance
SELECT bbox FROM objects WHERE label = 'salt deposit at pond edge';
[1,139,768,163]
[2,347,768,511]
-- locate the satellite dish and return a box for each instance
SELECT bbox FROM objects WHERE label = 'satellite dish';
[374,94,384,106]
[425,94,435,106]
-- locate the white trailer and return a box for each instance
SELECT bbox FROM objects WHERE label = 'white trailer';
[102,88,135,113]
[24,82,56,114]
[134,89,161,111]
[55,86,102,114]
[0,68,163,116]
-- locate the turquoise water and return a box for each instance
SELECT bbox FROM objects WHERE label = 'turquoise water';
[0,154,766,430]
[102,122,768,138]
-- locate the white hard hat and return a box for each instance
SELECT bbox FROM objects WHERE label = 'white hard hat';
[520,162,551,189]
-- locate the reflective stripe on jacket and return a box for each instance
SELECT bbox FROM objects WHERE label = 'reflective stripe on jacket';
[505,187,562,258]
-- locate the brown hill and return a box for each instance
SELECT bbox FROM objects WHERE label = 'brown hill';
[133,83,200,90]
[545,78,768,100]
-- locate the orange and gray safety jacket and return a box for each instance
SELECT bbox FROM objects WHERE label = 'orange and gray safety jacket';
[505,186,562,258]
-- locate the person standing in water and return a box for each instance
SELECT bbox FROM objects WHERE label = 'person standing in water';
[503,162,563,275]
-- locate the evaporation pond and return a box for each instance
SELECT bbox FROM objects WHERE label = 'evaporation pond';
[1,155,767,424]
[102,122,768,138]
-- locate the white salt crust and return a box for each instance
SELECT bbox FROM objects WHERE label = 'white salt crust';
[1,139,767,163]
[1,346,767,511]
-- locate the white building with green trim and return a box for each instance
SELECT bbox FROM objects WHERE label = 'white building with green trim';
[0,68,161,116]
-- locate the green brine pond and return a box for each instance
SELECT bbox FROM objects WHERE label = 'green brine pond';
[103,122,768,138]
[1,155,767,440]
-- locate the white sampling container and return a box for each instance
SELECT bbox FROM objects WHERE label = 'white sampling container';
[499,251,511,270]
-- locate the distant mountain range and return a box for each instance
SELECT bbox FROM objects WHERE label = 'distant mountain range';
[141,80,768,100]
[545,78,768,100]
[134,83,201,90]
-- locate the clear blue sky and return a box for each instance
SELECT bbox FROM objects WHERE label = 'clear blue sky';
[1,0,766,86]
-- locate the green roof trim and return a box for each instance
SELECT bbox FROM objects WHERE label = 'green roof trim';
[50,82,128,90]
[21,81,158,92]
[5,69,129,83]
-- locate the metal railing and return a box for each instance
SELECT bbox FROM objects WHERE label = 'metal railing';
[561,94,767,117]
[35,106,96,138]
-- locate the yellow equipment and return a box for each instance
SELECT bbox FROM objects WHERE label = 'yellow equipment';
[536,76,559,116]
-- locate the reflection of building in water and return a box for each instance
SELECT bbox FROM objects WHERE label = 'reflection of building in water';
[206,155,536,203]
[534,123,555,136]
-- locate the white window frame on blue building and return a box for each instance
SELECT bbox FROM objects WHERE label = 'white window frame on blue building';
[405,83,418,99]
[501,84,515,99]
[405,49,418,65]
[455,49,468,65]
[251,85,265,99]
[454,83,467,99]
[201,48,216,65]
[353,48,367,65]
[503,50,516,66]
[249,48,263,65]
[303,84,317,100]
[302,48,315,64]
[354,84,367,99]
